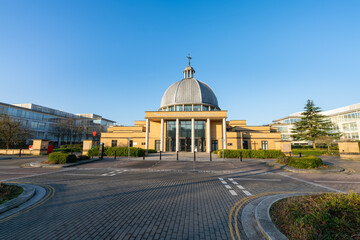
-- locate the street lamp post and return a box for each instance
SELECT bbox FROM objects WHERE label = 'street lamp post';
[222,138,225,161]
[128,138,130,160]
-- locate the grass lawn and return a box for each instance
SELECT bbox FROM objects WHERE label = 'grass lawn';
[270,192,360,240]
[0,183,23,204]
[292,149,339,156]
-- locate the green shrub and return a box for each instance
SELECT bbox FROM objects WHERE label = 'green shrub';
[48,152,77,164]
[105,147,144,157]
[288,156,323,169]
[270,191,360,240]
[59,144,82,152]
[213,150,218,154]
[217,149,285,159]
[144,149,157,153]
[52,148,71,153]
[87,146,100,157]
[276,156,290,165]
[292,149,339,156]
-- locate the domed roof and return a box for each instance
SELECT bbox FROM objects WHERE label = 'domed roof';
[160,78,219,108]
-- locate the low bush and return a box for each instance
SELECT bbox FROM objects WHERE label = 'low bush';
[292,149,339,156]
[48,152,77,164]
[0,183,24,204]
[213,150,218,154]
[105,147,144,157]
[288,156,323,169]
[276,156,290,165]
[59,144,82,153]
[87,146,100,157]
[76,155,90,161]
[52,148,71,153]
[144,149,157,153]
[270,191,360,240]
[217,149,285,159]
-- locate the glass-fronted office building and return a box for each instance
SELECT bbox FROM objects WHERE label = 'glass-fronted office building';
[0,102,116,146]
[271,103,360,143]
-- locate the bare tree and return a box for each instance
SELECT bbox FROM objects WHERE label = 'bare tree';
[0,112,31,149]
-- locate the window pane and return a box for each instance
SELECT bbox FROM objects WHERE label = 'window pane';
[193,105,201,111]
[176,105,183,111]
[184,105,192,111]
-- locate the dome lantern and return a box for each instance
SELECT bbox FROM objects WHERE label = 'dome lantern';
[183,54,195,78]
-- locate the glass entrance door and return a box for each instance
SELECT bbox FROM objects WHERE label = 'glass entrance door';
[180,138,191,152]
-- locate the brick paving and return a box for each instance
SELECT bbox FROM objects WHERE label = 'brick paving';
[0,155,359,239]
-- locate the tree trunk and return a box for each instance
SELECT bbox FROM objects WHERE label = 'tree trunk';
[313,142,316,149]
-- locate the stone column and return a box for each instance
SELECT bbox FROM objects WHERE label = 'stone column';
[222,118,227,150]
[145,119,149,149]
[160,119,164,152]
[176,118,179,152]
[207,118,211,153]
[191,118,195,152]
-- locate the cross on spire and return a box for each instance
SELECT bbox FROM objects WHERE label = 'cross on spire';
[187,53,192,66]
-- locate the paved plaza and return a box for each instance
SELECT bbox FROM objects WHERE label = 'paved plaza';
[0,154,359,239]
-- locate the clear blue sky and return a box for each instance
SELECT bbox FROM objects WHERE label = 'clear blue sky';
[1,1,359,125]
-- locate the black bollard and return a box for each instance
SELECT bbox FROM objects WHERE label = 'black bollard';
[114,150,117,159]
[240,152,242,162]
[143,153,145,160]
[19,148,22,158]
[299,152,302,158]
[177,151,179,161]
[194,151,196,161]
[210,151,212,161]
[160,151,162,160]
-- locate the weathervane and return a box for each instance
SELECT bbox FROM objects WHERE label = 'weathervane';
[187,53,192,66]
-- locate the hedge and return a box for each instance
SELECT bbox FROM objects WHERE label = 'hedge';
[48,152,77,164]
[105,147,144,157]
[292,149,339,156]
[60,144,82,152]
[288,156,323,169]
[144,149,157,153]
[87,146,145,157]
[217,149,285,159]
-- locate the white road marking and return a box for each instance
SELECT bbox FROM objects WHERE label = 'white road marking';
[277,173,343,193]
[221,180,227,184]
[314,180,360,184]
[228,178,233,181]
[218,178,223,180]
[229,190,237,196]
[225,185,232,189]
[237,185,245,190]
[242,190,252,196]
[64,174,99,176]
[231,181,238,185]
[233,177,281,182]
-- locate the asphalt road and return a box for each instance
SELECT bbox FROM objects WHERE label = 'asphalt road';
[0,155,359,239]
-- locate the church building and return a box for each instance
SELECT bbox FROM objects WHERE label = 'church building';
[100,57,287,153]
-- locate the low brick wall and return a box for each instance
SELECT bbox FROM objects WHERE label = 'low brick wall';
[0,149,32,155]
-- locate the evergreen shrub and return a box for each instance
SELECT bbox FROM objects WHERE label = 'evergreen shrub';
[48,152,77,164]
[217,149,285,159]
[288,156,323,169]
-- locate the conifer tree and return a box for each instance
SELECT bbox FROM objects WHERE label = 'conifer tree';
[291,100,340,148]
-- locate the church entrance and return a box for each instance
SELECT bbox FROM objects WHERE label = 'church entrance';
[180,138,191,152]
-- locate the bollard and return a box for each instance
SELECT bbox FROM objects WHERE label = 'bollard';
[290,152,292,157]
[114,150,117,159]
[210,151,212,161]
[240,152,242,162]
[194,151,196,161]
[160,151,162,160]
[177,151,179,161]
[143,153,145,160]
[299,152,302,158]
[19,148,22,158]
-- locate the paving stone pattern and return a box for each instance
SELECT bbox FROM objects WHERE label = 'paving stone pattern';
[0,156,358,239]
